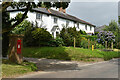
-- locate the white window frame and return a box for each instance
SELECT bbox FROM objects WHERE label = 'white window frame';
[54,17,58,23]
[66,20,69,27]
[77,22,79,29]
[90,26,92,31]
[85,25,87,30]
[36,13,42,20]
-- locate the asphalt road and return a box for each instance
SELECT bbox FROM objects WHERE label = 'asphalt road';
[18,59,119,78]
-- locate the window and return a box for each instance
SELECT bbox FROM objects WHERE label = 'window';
[85,25,87,30]
[54,17,58,23]
[90,26,92,31]
[36,13,42,20]
[77,23,79,28]
[52,32,54,37]
[66,20,69,26]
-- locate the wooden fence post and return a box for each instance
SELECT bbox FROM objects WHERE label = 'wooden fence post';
[95,41,96,49]
[105,41,107,49]
[111,42,113,50]
[74,37,75,48]
[88,39,90,49]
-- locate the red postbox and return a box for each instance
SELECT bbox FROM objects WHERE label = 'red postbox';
[17,40,21,54]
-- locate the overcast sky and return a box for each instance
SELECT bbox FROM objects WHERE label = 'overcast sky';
[66,2,118,27]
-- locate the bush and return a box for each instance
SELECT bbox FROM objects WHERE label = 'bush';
[48,37,64,47]
[79,30,87,35]
[60,27,81,47]
[81,35,97,41]
[11,20,30,34]
[80,37,88,48]
[97,31,115,47]
[101,51,120,61]
[95,43,105,49]
[31,28,52,47]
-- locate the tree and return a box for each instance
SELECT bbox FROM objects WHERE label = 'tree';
[103,20,120,48]
[2,1,70,33]
[2,1,70,57]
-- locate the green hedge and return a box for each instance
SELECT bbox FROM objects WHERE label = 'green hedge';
[81,35,97,41]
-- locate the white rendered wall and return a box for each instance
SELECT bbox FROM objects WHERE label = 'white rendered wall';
[9,11,94,35]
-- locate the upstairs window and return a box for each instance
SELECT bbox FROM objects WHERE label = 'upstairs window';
[36,13,42,20]
[54,17,58,23]
[66,20,69,27]
[90,26,92,31]
[85,25,87,30]
[77,22,79,29]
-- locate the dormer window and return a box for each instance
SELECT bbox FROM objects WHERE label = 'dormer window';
[85,25,87,30]
[36,13,42,20]
[54,17,58,23]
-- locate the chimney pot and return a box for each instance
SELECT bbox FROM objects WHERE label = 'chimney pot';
[59,7,66,13]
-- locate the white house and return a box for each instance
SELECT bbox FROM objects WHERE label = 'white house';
[7,7,96,38]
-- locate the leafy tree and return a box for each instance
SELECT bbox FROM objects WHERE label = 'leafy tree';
[2,1,70,33]
[60,27,81,47]
[2,1,70,57]
[97,31,115,48]
[32,28,52,47]
[103,20,120,48]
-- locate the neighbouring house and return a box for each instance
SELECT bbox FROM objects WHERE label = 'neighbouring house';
[7,7,96,38]
[95,25,106,33]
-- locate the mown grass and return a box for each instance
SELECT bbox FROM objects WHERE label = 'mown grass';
[2,59,37,78]
[23,47,120,61]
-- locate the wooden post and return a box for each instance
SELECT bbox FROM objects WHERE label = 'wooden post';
[105,41,107,49]
[111,42,113,50]
[8,34,24,64]
[94,41,96,49]
[74,37,75,48]
[88,39,90,49]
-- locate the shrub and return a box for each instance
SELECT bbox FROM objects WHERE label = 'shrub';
[101,51,120,61]
[48,37,64,47]
[79,30,87,35]
[97,31,115,48]
[95,43,105,49]
[11,20,30,34]
[80,37,88,48]
[81,35,97,41]
[60,27,81,47]
[32,28,52,47]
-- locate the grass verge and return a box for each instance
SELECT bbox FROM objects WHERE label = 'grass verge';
[23,47,120,61]
[2,59,37,78]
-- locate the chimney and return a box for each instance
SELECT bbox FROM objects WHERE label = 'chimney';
[48,9,51,13]
[59,7,63,12]
[59,7,66,13]
[63,9,66,13]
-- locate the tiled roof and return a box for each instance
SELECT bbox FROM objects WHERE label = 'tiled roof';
[95,25,106,32]
[7,7,96,27]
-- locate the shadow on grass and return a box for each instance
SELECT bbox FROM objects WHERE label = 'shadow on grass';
[23,47,72,61]
[24,58,81,71]
[23,47,82,71]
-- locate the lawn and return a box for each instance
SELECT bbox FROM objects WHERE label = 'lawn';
[23,47,120,61]
[2,59,37,78]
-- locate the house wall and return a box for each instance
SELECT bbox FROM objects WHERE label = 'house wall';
[85,25,94,34]
[9,11,95,37]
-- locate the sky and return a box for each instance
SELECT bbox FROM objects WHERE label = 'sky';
[66,2,118,27]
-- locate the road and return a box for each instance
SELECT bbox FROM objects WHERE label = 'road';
[18,58,119,78]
